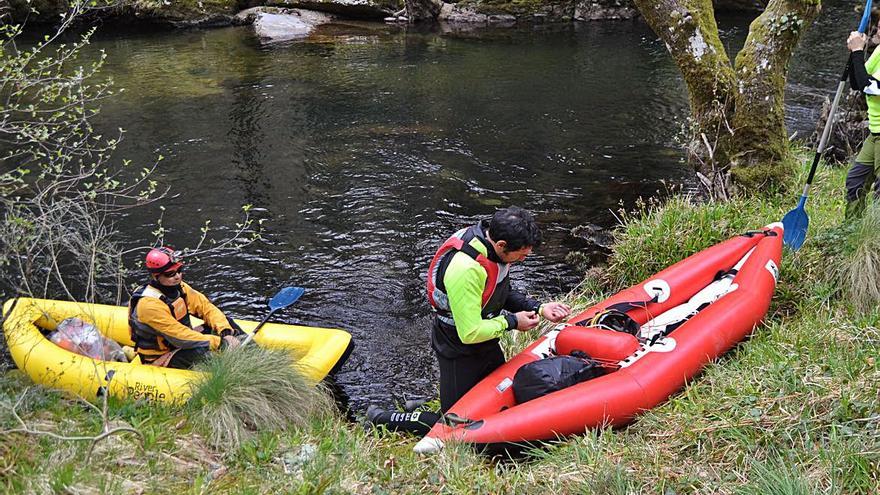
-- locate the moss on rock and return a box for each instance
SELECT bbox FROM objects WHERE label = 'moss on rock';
[5,0,243,25]
[268,0,399,19]
[6,0,71,23]
[460,0,572,17]
[128,0,242,25]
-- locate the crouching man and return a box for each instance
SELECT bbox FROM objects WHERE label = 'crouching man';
[128,247,245,368]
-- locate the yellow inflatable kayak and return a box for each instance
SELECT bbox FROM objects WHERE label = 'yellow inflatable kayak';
[2,298,353,404]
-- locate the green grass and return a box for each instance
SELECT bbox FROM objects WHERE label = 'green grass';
[186,345,335,449]
[2,150,880,493]
[837,205,880,313]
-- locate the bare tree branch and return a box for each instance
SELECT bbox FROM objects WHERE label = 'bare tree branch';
[2,387,144,463]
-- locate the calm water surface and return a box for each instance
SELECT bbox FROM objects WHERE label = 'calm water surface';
[72,2,850,409]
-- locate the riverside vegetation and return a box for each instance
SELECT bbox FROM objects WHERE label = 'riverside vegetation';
[1,155,878,494]
[2,0,876,491]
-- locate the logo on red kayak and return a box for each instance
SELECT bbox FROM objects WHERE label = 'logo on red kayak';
[496,377,513,393]
[764,260,779,282]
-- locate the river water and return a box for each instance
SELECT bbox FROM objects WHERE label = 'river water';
[61,1,853,410]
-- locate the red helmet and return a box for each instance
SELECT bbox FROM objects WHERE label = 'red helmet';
[145,247,183,274]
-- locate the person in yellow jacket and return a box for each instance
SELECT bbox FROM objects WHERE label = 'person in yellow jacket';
[128,247,245,368]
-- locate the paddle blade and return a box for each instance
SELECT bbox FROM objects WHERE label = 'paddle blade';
[782,204,809,251]
[269,286,305,312]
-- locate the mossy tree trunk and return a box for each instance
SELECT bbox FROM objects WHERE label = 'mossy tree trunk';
[634,0,820,196]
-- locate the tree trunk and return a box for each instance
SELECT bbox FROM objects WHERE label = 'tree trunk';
[729,0,821,188]
[633,0,820,195]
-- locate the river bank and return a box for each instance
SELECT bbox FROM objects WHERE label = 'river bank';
[2,149,877,493]
[6,0,768,28]
[5,0,630,27]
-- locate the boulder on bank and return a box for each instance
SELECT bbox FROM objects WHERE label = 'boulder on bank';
[5,0,69,24]
[431,0,761,23]
[438,3,515,24]
[269,0,397,19]
[574,0,636,21]
[128,0,240,28]
[4,0,243,27]
[237,7,334,40]
[437,0,572,23]
[3,0,388,26]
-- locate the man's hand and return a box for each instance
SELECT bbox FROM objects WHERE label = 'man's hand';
[514,311,540,331]
[222,335,241,350]
[849,31,867,51]
[540,302,572,323]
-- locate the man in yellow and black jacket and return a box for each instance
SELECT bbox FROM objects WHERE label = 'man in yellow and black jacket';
[128,247,245,368]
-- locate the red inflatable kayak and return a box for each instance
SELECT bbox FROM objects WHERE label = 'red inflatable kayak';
[414,224,783,453]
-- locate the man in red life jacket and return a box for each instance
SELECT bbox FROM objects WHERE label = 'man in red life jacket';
[426,206,571,412]
[366,207,571,432]
[128,247,246,368]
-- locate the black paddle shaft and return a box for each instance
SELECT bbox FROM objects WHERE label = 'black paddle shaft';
[806,59,853,187]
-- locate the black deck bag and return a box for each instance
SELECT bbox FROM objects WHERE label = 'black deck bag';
[512,352,604,404]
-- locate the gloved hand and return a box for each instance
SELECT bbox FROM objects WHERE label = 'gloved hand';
[514,311,540,331]
[220,335,241,350]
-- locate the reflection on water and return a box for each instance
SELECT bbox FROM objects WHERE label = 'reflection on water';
[71,4,848,409]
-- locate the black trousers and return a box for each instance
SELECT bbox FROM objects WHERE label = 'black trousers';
[165,316,244,369]
[368,329,506,436]
[368,343,505,436]
[167,347,210,369]
[845,161,880,219]
[437,342,506,413]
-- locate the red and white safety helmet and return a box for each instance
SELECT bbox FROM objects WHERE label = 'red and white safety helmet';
[145,247,183,274]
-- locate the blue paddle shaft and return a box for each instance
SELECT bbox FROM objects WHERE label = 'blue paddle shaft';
[859,0,873,33]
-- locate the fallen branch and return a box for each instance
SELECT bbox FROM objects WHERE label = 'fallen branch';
[1,387,144,462]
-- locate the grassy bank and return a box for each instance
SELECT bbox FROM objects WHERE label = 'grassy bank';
[2,156,879,493]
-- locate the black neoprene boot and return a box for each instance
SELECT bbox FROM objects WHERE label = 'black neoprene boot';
[365,405,440,436]
[403,399,428,412]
